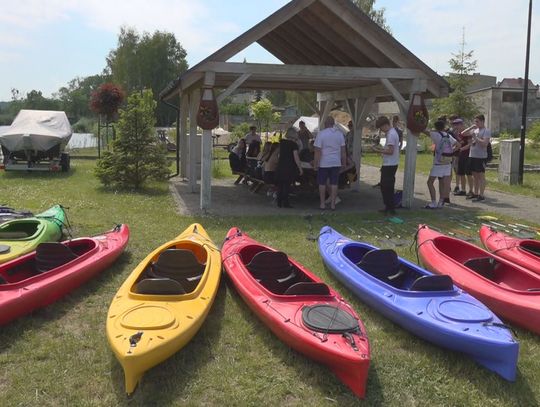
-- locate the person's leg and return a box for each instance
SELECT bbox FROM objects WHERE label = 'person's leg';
[317,168,328,209]
[427,175,436,203]
[472,172,480,196]
[380,166,391,212]
[282,180,292,207]
[276,181,284,207]
[328,167,340,209]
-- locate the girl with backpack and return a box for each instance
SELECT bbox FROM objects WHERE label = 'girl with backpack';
[422,120,458,209]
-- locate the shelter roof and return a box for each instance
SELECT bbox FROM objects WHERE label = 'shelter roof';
[160,0,448,101]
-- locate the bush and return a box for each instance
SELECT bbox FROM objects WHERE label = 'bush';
[95,89,169,189]
[527,120,540,146]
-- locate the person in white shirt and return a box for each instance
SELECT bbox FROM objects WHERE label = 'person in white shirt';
[422,120,458,209]
[466,114,491,202]
[314,116,346,210]
[244,126,261,157]
[374,116,400,215]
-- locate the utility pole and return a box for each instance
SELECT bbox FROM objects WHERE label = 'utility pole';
[519,0,533,184]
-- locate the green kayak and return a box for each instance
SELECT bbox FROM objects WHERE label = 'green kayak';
[0,205,65,264]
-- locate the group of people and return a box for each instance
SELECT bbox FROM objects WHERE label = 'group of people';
[422,114,491,209]
[373,113,491,214]
[228,119,356,209]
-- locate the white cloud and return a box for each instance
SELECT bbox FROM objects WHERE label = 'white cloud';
[385,0,540,83]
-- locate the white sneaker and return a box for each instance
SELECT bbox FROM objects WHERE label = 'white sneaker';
[437,201,445,208]
[424,202,438,209]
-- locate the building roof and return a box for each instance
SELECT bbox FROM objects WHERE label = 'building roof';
[498,78,537,89]
[160,0,448,101]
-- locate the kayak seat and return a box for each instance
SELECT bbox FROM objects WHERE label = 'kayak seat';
[463,257,498,281]
[410,275,453,291]
[0,231,29,239]
[247,251,297,293]
[357,249,405,287]
[151,249,205,292]
[136,278,186,295]
[35,243,78,273]
[284,282,331,296]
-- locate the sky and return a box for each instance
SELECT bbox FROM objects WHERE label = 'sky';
[0,0,539,101]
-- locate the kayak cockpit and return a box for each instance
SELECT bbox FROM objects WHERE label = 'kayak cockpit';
[133,248,206,295]
[240,245,330,296]
[342,244,454,292]
[0,239,96,285]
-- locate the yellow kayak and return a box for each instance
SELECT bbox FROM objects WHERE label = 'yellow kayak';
[106,223,221,395]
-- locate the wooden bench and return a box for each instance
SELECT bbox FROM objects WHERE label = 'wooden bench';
[232,171,266,193]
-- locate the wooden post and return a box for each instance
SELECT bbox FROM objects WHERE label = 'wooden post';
[188,89,200,193]
[200,72,216,211]
[401,79,426,208]
[350,97,375,191]
[179,95,189,179]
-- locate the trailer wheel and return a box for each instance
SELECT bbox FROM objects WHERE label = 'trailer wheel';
[60,153,70,172]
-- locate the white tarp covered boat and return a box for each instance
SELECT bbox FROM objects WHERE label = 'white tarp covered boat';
[0,110,72,152]
[0,110,72,172]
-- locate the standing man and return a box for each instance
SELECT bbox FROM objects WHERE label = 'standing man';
[314,116,346,210]
[374,116,400,215]
[451,118,473,196]
[467,114,491,202]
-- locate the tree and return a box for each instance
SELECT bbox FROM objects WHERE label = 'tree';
[351,0,390,32]
[251,99,281,139]
[95,89,169,189]
[431,32,480,121]
[106,27,188,125]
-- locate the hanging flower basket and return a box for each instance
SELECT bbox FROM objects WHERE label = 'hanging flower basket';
[406,93,429,133]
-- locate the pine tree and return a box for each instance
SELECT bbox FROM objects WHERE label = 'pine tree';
[432,30,480,121]
[95,89,169,189]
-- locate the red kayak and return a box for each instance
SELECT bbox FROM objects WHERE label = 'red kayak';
[417,224,540,334]
[221,228,370,398]
[0,224,129,325]
[480,225,540,275]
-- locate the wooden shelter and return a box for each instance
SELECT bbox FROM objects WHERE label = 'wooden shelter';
[160,0,449,211]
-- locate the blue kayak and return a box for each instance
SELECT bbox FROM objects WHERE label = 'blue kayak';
[318,226,519,381]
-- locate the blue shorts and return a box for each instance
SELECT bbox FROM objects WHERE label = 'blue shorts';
[317,167,341,186]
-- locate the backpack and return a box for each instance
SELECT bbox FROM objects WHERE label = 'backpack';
[435,131,454,165]
[486,142,493,163]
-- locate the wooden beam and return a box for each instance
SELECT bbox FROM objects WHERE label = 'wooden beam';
[266,30,320,65]
[196,62,426,81]
[351,97,375,191]
[401,79,425,208]
[318,80,412,101]
[179,95,189,178]
[380,78,408,112]
[188,88,200,193]
[216,73,251,104]
[195,0,316,64]
[200,73,215,211]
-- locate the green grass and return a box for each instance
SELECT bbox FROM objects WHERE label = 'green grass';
[1,160,539,406]
[361,151,540,198]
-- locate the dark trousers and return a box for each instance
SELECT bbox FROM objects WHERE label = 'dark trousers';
[276,180,291,207]
[380,165,398,210]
